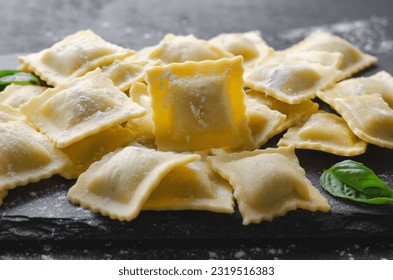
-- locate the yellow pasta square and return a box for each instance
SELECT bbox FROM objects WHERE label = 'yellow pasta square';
[20,69,146,148]
[0,121,71,193]
[145,56,253,151]
[19,30,134,86]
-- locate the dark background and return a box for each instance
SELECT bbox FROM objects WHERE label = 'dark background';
[1,0,393,259]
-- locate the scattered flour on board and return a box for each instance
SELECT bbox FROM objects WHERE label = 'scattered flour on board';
[208,251,218,259]
[278,16,393,55]
[234,250,247,259]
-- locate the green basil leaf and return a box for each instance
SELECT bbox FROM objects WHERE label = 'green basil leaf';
[329,160,393,198]
[0,70,40,90]
[320,170,393,204]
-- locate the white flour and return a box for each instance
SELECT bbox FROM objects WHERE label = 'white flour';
[278,17,393,55]
[234,249,247,259]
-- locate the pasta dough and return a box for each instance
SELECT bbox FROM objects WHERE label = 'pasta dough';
[209,31,270,69]
[146,56,253,151]
[323,94,393,148]
[278,111,367,156]
[208,146,330,225]
[245,89,319,133]
[67,145,200,221]
[19,30,134,86]
[0,103,23,123]
[148,34,232,64]
[127,82,155,146]
[244,96,286,148]
[317,71,393,148]
[287,51,343,68]
[285,30,377,79]
[60,125,135,179]
[126,46,157,65]
[101,59,145,92]
[0,120,71,193]
[20,69,146,148]
[317,71,393,109]
[101,57,160,92]
[0,84,46,108]
[143,158,234,213]
[244,49,342,104]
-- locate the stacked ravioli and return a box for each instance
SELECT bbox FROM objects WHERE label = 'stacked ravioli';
[0,28,386,225]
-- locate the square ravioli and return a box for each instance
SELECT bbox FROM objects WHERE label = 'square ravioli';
[324,94,393,148]
[0,121,70,193]
[244,96,286,148]
[208,146,330,225]
[145,56,253,151]
[143,158,234,213]
[317,71,393,109]
[20,69,146,148]
[19,30,134,86]
[101,58,160,92]
[317,71,393,148]
[285,30,377,79]
[147,34,232,64]
[0,84,46,108]
[209,31,270,70]
[245,89,319,133]
[244,49,342,104]
[67,145,200,222]
[278,111,367,156]
[60,125,135,179]
[101,59,145,92]
[287,50,344,68]
[125,46,157,65]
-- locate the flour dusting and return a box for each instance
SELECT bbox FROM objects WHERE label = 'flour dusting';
[278,17,393,55]
[208,251,218,259]
[234,250,247,259]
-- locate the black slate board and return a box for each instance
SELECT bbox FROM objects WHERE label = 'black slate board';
[1,52,393,241]
[2,0,393,244]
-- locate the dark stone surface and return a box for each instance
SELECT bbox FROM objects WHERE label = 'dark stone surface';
[1,0,393,259]
[2,238,393,260]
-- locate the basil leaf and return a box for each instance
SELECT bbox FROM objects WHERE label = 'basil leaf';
[320,171,393,204]
[330,160,393,198]
[0,70,40,91]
